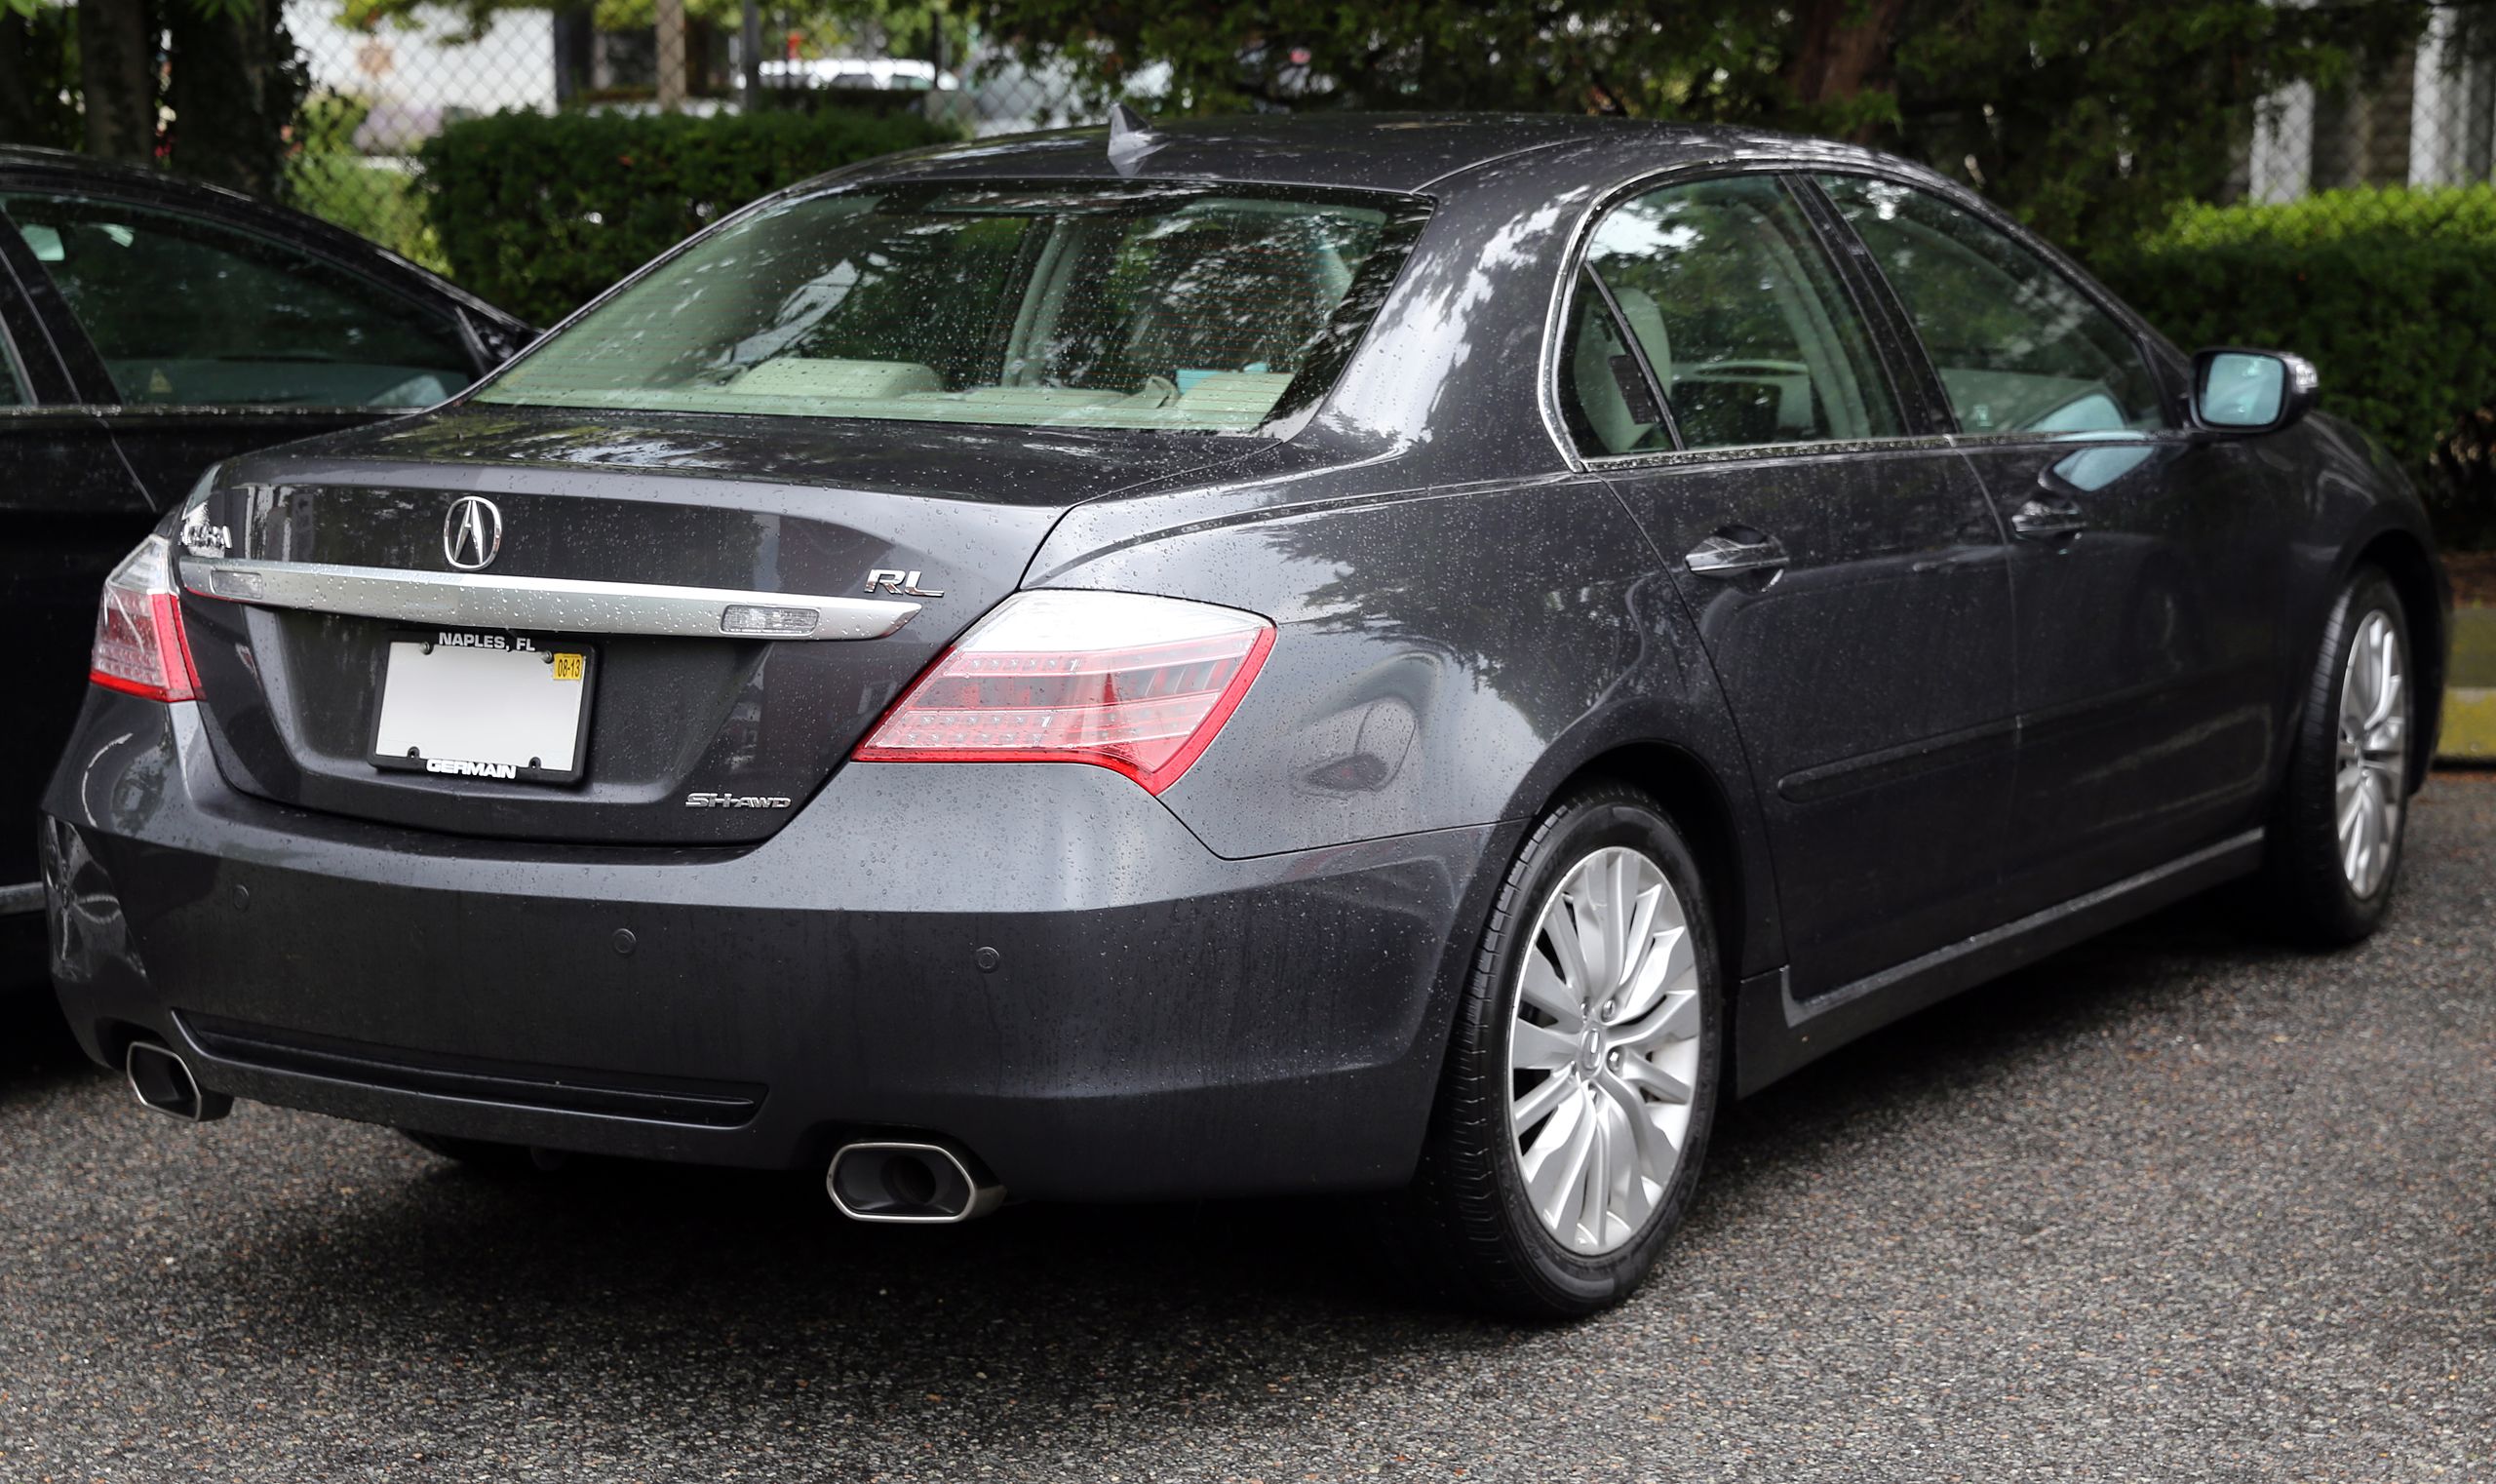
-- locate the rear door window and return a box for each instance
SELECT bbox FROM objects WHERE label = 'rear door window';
[1814,175,2167,436]
[5,193,474,410]
[1569,174,1901,453]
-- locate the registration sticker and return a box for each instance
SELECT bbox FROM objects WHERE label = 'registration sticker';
[552,652,586,682]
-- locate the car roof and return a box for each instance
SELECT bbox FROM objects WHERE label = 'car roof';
[846,112,1908,198]
[0,144,275,207]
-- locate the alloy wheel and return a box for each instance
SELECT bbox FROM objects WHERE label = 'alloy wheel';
[1504,845,1703,1256]
[2333,608,2408,899]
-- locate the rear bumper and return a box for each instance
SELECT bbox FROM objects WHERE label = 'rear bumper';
[42,690,1506,1200]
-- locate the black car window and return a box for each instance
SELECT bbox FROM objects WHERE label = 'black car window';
[1815,175,2167,436]
[0,340,20,407]
[1576,174,1900,453]
[4,193,473,410]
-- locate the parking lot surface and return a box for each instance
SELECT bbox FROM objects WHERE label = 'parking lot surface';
[2,778,2489,1483]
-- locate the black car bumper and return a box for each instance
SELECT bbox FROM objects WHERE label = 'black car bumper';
[41,690,1506,1200]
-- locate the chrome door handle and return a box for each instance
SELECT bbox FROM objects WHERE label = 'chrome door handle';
[1683,532,1790,579]
[2011,496,2088,540]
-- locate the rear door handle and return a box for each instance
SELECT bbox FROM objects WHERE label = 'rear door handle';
[1683,531,1790,579]
[2011,496,2088,540]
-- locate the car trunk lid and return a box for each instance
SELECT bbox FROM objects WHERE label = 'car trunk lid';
[173,408,1252,845]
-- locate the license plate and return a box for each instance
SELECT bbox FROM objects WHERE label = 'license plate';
[369,629,597,784]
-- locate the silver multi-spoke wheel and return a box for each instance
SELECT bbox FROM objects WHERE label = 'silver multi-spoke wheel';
[1505,845,1702,1256]
[2333,608,2408,898]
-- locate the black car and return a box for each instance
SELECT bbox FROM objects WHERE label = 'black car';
[38,116,2447,1316]
[0,148,531,972]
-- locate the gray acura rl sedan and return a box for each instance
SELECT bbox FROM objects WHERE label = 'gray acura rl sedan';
[40,114,2446,1316]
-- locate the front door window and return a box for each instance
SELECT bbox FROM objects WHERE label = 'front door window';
[1814,175,2166,436]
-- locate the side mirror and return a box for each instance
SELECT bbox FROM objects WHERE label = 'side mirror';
[2191,347,2318,435]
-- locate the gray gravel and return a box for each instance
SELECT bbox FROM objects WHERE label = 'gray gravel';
[3,779,2491,1483]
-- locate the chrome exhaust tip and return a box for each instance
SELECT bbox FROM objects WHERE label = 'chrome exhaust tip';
[125,1040,233,1123]
[827,1139,1003,1224]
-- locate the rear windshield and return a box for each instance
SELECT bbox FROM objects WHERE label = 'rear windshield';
[474,182,1427,432]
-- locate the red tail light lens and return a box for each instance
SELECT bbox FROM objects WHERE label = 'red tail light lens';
[854,590,1274,795]
[90,534,201,703]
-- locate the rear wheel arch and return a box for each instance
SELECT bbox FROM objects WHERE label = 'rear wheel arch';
[1486,744,1764,1096]
[1426,738,1759,1103]
[1546,744,1749,991]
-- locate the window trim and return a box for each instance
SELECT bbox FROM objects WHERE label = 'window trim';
[1801,167,2188,446]
[1543,162,1927,469]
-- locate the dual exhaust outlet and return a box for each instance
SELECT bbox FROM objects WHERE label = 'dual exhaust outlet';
[126,1041,1002,1223]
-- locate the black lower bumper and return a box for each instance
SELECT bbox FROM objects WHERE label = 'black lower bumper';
[42,691,1509,1201]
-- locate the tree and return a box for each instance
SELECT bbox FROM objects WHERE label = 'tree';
[76,0,158,160]
[1890,0,2429,250]
[0,0,309,196]
[0,2,83,149]
[165,0,309,197]
[968,0,2436,256]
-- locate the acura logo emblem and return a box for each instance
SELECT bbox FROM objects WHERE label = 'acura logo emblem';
[444,496,502,571]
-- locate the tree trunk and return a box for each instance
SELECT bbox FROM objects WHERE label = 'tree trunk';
[554,4,597,106]
[77,0,158,162]
[1786,0,1910,110]
[165,0,306,201]
[0,12,48,146]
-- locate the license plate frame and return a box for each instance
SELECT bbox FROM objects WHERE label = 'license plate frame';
[367,627,599,786]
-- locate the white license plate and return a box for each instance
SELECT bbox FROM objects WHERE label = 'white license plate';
[369,630,596,784]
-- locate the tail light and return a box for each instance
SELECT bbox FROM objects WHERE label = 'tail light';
[90,534,201,703]
[855,589,1274,795]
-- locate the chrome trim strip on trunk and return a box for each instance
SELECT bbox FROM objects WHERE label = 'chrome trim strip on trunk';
[179,557,920,642]
[0,881,45,916]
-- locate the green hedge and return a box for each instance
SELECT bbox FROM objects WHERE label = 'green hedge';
[415,109,958,329]
[2098,186,2496,550]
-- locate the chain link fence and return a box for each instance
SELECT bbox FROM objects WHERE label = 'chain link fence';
[2239,6,2496,201]
[279,1,1087,269]
[283,3,2496,271]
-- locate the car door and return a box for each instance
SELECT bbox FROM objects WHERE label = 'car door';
[1812,173,2291,912]
[0,182,514,505]
[1567,170,2021,999]
[0,221,160,913]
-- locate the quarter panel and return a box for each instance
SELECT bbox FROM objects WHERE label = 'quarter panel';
[1050,478,1653,850]
[1037,473,1783,974]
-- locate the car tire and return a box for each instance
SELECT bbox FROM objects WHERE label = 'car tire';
[2263,566,2415,946]
[1381,780,1722,1319]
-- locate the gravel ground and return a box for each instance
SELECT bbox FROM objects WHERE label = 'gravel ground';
[2,779,2490,1483]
